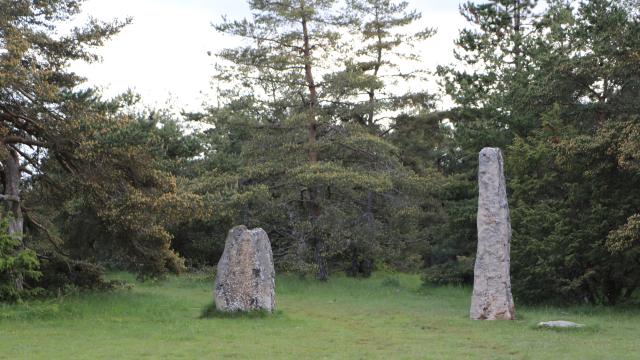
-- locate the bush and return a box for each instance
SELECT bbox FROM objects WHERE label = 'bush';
[422,256,474,285]
[0,218,41,302]
[35,255,124,295]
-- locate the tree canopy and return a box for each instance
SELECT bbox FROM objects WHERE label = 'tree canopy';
[1,0,640,305]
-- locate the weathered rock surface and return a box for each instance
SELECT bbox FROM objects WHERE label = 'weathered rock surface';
[470,147,515,320]
[537,320,585,328]
[214,225,276,312]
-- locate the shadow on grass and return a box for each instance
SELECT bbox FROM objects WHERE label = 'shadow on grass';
[0,288,151,322]
[0,302,65,321]
[380,276,401,288]
[200,302,282,319]
[529,323,601,334]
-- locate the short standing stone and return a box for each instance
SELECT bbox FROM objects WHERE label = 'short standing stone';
[470,147,515,320]
[214,225,276,312]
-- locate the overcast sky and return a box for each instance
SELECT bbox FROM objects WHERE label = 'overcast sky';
[70,0,469,113]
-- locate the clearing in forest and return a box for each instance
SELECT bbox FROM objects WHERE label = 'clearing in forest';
[0,273,638,359]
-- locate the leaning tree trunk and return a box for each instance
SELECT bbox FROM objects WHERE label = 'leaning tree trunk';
[1,145,24,291]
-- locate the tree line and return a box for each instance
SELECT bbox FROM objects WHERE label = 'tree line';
[1,0,639,305]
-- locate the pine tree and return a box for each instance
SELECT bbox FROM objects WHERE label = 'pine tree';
[0,0,129,291]
[437,0,640,303]
[325,0,436,134]
[208,0,442,279]
[505,0,640,304]
[214,0,346,279]
[1,2,200,292]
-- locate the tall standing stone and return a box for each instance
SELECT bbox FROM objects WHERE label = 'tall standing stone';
[470,147,515,320]
[214,225,276,312]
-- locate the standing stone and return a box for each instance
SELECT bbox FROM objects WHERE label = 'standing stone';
[214,225,276,312]
[470,147,515,320]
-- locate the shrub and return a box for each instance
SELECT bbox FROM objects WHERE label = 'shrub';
[422,256,474,285]
[0,218,41,302]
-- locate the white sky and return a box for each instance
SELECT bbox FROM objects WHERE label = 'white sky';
[70,0,468,114]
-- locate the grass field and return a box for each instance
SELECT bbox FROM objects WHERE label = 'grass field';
[0,272,639,359]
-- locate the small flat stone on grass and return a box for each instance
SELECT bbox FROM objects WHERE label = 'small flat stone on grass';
[537,320,585,328]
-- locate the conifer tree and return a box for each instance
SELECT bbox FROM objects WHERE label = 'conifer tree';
[0,0,130,292]
[0,2,199,296]
[214,0,344,279]
[435,0,640,303]
[325,0,436,134]
[210,0,442,279]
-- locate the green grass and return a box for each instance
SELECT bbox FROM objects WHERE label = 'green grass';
[1,273,639,359]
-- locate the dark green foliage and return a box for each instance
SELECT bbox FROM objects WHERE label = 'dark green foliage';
[433,0,640,304]
[428,0,540,281]
[34,255,124,295]
[192,0,442,280]
[422,256,474,286]
[3,0,639,305]
[0,217,40,301]
[25,110,185,278]
[508,1,640,304]
[0,1,191,293]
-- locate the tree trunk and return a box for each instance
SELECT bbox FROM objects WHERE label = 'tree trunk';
[300,2,327,280]
[301,4,319,165]
[313,238,328,281]
[367,6,383,130]
[513,0,523,71]
[1,145,24,291]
